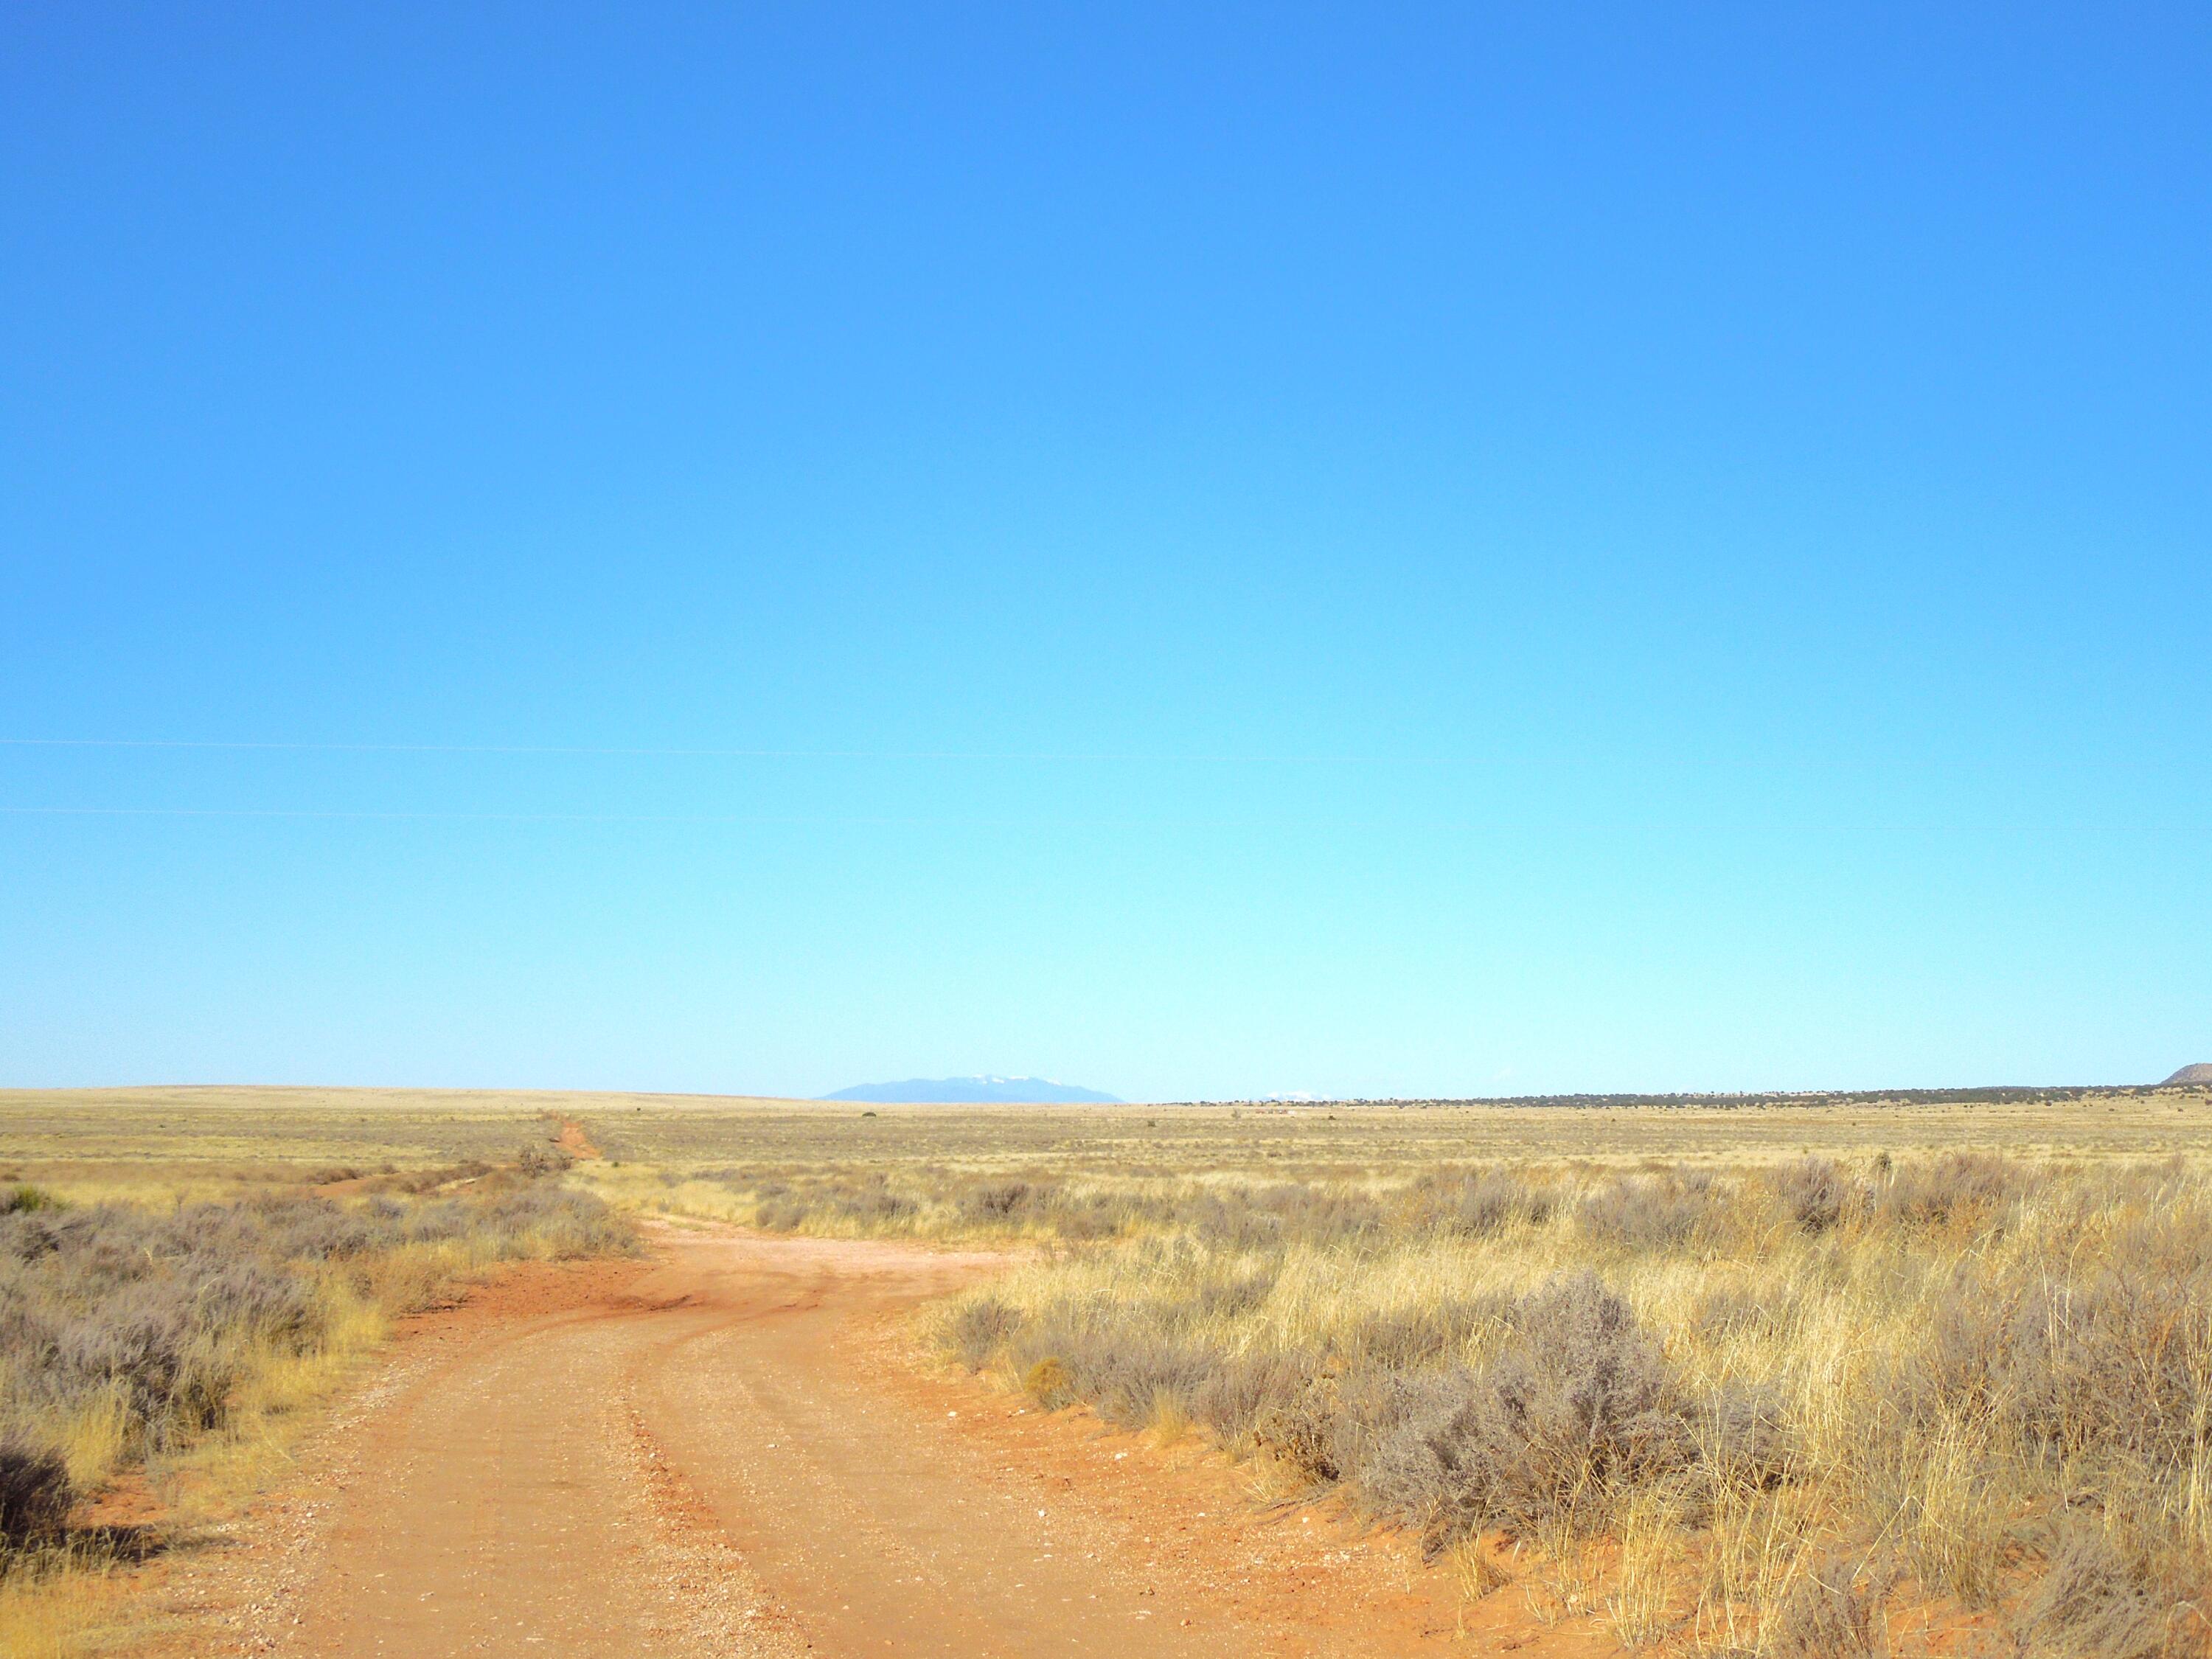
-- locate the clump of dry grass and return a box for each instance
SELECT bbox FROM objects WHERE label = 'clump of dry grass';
[933,1153,2212,1654]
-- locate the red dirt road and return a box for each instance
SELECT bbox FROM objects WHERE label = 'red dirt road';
[154,1225,1502,1658]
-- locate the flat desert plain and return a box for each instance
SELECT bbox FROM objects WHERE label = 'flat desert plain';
[4,1082,2211,1657]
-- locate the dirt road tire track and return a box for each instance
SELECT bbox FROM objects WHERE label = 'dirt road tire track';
[147,1225,1472,1658]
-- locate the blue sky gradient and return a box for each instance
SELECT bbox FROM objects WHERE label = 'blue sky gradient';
[4,4,2207,1098]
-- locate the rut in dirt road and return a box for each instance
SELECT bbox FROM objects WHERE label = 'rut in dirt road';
[230,1228,1447,1659]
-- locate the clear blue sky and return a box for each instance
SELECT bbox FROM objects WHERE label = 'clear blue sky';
[4,4,2207,1099]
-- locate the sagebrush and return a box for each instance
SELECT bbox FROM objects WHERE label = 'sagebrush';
[0,1175,634,1569]
[934,1155,2212,1655]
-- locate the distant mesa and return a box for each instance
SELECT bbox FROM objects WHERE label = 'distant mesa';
[2166,1064,2212,1085]
[821,1076,1121,1105]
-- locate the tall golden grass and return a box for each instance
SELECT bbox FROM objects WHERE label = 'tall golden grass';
[914,1155,2211,1655]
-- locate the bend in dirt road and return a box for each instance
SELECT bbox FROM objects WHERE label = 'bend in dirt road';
[147,1223,1590,1658]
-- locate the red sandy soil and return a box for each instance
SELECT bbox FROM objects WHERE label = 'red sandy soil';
[128,1224,1629,1658]
[552,1121,602,1161]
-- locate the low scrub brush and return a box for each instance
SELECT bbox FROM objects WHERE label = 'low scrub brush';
[0,1182,634,1565]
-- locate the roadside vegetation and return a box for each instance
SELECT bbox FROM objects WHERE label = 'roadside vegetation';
[0,1157,635,1655]
[7,1085,2209,1655]
[912,1154,2212,1656]
[631,1138,2212,1654]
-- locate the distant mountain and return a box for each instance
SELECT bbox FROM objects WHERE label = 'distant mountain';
[2166,1064,2212,1085]
[821,1075,1121,1105]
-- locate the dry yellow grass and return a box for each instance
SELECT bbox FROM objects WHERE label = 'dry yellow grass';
[7,1082,2211,1655]
[928,1153,2212,1655]
[10,1082,2209,1208]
